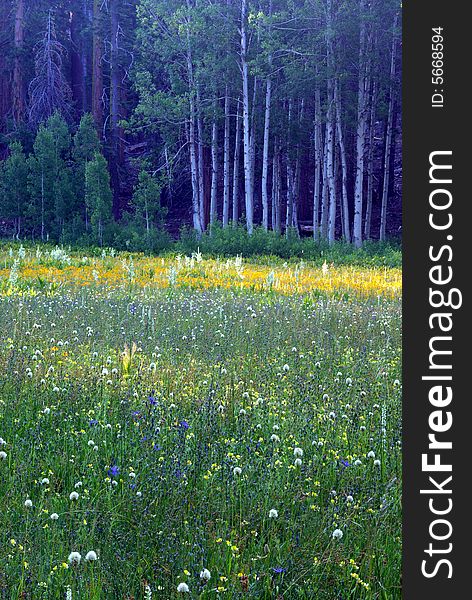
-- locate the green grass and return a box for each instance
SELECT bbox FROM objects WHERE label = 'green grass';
[0,251,401,599]
[0,225,402,269]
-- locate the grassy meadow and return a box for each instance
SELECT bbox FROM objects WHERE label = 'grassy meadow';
[0,245,402,599]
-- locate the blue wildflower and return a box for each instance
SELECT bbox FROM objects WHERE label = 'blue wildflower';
[108,465,120,477]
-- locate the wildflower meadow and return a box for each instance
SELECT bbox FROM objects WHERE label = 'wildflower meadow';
[0,245,401,599]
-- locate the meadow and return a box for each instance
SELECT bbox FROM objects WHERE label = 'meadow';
[0,245,402,599]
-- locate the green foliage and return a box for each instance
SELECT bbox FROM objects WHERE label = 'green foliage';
[73,113,101,166]
[0,142,29,237]
[27,112,74,240]
[177,223,402,268]
[108,220,172,254]
[131,165,167,231]
[85,152,113,246]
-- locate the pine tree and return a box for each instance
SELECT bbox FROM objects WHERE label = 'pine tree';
[28,12,72,127]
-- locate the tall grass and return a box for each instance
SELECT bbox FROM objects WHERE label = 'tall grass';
[0,246,401,598]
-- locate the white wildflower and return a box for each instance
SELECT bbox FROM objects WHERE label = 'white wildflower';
[68,552,81,565]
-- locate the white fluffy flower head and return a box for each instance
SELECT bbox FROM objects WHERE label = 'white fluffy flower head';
[68,551,82,564]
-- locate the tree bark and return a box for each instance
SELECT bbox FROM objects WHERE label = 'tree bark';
[12,0,25,124]
[222,90,230,227]
[313,85,322,240]
[326,93,336,244]
[232,101,241,224]
[241,0,254,234]
[210,116,218,226]
[261,75,272,230]
[380,14,398,242]
[285,101,293,234]
[364,78,377,240]
[196,85,205,229]
[185,5,202,233]
[0,3,10,133]
[334,80,350,242]
[353,0,369,247]
[110,0,122,218]
[70,6,86,116]
[92,0,104,135]
[320,126,329,239]
[273,138,281,233]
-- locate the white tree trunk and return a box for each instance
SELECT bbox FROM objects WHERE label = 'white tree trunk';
[272,138,281,233]
[313,86,322,241]
[353,0,368,247]
[380,15,398,242]
[364,78,377,240]
[232,101,241,224]
[222,90,230,227]
[196,85,205,230]
[241,0,253,234]
[285,158,294,233]
[326,0,336,245]
[326,102,336,244]
[210,118,218,227]
[320,128,329,239]
[261,0,272,230]
[249,78,258,214]
[271,145,277,231]
[261,75,272,230]
[285,100,293,235]
[186,44,202,233]
[334,80,350,243]
[292,99,304,237]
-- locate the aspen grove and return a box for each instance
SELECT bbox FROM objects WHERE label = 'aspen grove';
[0,1,401,246]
